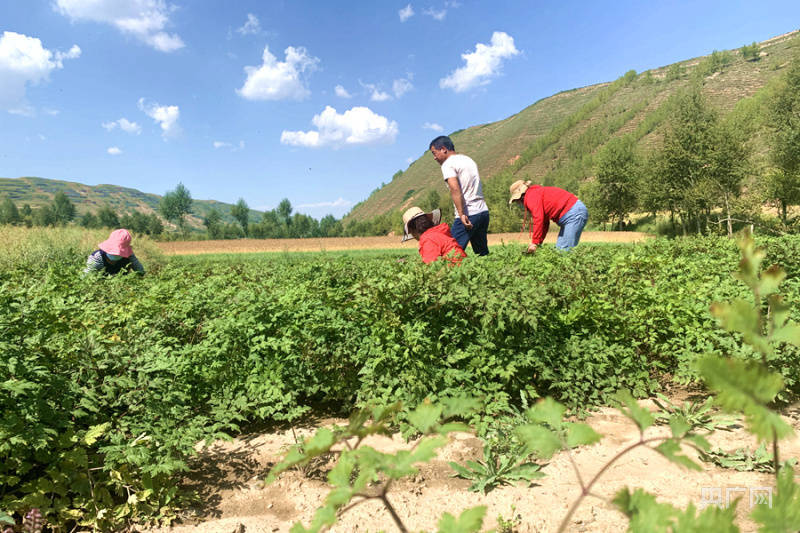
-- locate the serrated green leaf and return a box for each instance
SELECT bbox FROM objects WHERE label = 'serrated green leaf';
[697,356,793,442]
[525,397,566,428]
[772,322,800,347]
[656,439,701,471]
[615,390,654,432]
[437,505,486,533]
[566,422,602,448]
[668,415,690,438]
[516,424,562,460]
[751,467,800,531]
[84,422,111,446]
[408,403,443,434]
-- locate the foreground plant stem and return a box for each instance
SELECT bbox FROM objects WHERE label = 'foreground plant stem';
[556,434,679,533]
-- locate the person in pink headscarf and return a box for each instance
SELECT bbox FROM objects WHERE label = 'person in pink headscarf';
[83,229,145,276]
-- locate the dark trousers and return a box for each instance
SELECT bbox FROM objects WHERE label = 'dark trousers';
[451,210,490,256]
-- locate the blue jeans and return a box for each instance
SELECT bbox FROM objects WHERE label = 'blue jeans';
[451,210,490,256]
[556,200,588,251]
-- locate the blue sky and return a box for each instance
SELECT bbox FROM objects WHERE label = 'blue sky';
[1,1,799,218]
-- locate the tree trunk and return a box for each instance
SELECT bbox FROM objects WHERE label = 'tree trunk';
[724,193,733,237]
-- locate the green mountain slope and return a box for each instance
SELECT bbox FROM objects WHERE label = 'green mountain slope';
[347,30,799,227]
[0,176,262,228]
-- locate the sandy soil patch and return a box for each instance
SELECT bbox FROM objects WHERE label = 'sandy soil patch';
[143,393,800,533]
[157,232,653,255]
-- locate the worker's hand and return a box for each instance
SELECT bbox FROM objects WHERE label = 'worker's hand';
[526,243,538,254]
[460,213,473,230]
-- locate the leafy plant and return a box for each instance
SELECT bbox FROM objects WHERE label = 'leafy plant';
[700,443,798,473]
[448,441,544,493]
[652,393,737,432]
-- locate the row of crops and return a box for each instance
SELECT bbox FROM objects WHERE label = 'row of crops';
[2,232,799,529]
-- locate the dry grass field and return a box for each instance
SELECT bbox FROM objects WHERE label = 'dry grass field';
[157,231,653,255]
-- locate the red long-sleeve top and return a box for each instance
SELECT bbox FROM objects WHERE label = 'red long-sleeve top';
[524,185,578,245]
[419,223,467,264]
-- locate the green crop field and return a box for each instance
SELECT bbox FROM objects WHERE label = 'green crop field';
[2,226,800,530]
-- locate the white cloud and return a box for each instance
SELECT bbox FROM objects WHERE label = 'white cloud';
[392,77,413,98]
[360,81,391,102]
[236,13,261,35]
[55,0,184,52]
[237,45,319,101]
[399,4,414,22]
[102,117,142,134]
[423,122,443,132]
[43,108,60,116]
[439,31,519,92]
[213,140,245,151]
[297,197,352,209]
[0,31,81,113]
[107,146,122,155]
[281,105,398,148]
[138,98,180,139]
[334,84,352,98]
[423,7,447,20]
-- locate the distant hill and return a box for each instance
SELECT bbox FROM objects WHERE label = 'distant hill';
[0,176,262,229]
[346,30,800,227]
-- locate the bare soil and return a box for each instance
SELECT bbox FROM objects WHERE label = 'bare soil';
[157,231,652,255]
[144,392,800,533]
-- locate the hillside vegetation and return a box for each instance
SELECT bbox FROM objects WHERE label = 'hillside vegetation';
[347,30,800,234]
[0,176,261,229]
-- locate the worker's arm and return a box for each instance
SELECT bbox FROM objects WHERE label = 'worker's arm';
[445,177,473,229]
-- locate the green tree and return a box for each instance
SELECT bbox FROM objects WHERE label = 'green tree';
[740,42,761,61]
[96,205,120,228]
[766,49,800,224]
[79,211,99,228]
[203,208,223,239]
[583,135,639,229]
[147,213,164,236]
[706,119,750,235]
[33,204,56,226]
[319,214,341,237]
[276,198,293,226]
[230,198,250,236]
[159,182,193,235]
[0,197,21,225]
[654,84,718,234]
[52,192,76,225]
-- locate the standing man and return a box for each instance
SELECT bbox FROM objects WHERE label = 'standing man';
[429,135,490,256]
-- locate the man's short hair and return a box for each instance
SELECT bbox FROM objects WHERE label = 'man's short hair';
[429,135,455,151]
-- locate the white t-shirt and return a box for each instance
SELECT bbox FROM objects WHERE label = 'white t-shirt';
[440,153,488,217]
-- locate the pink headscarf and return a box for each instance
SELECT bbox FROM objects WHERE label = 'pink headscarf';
[98,229,133,258]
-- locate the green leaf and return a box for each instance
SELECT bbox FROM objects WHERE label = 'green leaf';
[771,322,800,347]
[615,390,654,432]
[524,397,566,428]
[408,402,443,434]
[83,422,111,446]
[655,439,701,471]
[515,424,562,460]
[697,356,793,442]
[437,505,486,533]
[751,467,800,531]
[0,512,14,526]
[566,423,602,448]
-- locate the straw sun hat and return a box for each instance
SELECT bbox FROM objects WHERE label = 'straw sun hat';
[508,180,533,204]
[401,207,441,242]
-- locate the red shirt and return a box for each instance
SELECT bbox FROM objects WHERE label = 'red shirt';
[523,185,578,245]
[418,223,467,264]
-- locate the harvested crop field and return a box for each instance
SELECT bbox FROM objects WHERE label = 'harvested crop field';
[157,231,652,255]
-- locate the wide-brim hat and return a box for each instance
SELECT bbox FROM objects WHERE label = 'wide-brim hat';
[98,228,133,258]
[508,180,532,204]
[401,207,441,242]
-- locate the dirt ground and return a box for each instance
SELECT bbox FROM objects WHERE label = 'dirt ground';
[143,391,800,533]
[157,231,652,255]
